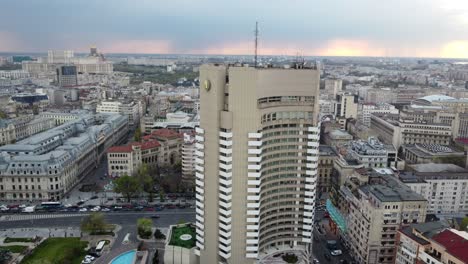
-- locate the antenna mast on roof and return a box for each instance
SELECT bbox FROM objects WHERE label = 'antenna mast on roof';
[254,21,259,67]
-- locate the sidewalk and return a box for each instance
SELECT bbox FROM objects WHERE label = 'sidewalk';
[0,227,81,239]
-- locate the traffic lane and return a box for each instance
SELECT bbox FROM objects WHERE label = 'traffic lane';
[0,211,196,229]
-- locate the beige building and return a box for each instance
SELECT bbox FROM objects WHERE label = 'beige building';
[318,145,337,193]
[335,93,358,119]
[370,113,452,149]
[181,133,196,190]
[196,64,320,263]
[337,172,427,264]
[324,79,342,98]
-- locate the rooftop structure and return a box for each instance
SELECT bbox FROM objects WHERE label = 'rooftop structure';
[403,144,465,165]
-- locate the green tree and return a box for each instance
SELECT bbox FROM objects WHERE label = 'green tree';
[80,212,107,234]
[137,218,153,238]
[159,189,165,202]
[0,248,12,264]
[461,217,468,231]
[135,164,155,202]
[154,229,166,240]
[114,175,140,202]
[134,127,142,142]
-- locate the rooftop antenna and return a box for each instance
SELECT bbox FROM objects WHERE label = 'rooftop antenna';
[254,21,259,67]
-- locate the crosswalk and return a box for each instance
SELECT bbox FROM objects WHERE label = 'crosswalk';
[0,213,89,222]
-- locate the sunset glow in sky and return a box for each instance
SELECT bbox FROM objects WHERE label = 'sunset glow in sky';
[1,0,468,58]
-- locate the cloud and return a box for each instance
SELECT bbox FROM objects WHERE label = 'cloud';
[100,40,173,54]
[0,31,24,52]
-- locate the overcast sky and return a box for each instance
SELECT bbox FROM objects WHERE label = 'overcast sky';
[1,0,468,58]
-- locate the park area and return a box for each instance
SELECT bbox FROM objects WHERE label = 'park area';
[21,238,88,264]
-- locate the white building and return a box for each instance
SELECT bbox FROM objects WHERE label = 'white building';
[347,137,397,168]
[181,133,196,189]
[48,50,74,63]
[325,79,342,98]
[360,103,399,127]
[97,100,142,128]
[335,93,358,119]
[400,163,468,215]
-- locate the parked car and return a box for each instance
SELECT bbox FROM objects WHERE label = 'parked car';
[331,250,343,256]
[313,259,320,264]
[79,208,88,212]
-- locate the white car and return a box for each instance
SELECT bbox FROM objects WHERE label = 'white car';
[101,208,110,212]
[85,255,95,261]
[331,250,342,256]
[81,260,91,264]
[79,208,88,212]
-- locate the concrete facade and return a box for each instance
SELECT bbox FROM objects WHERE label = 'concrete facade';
[196,64,320,263]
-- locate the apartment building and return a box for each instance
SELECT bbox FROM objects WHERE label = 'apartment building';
[181,133,196,190]
[318,145,338,193]
[0,113,128,201]
[360,103,399,127]
[340,174,427,264]
[396,223,468,264]
[196,64,320,263]
[335,93,358,119]
[96,100,142,128]
[400,163,468,214]
[324,79,342,98]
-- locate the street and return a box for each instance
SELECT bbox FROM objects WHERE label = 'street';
[0,210,195,229]
[311,210,354,264]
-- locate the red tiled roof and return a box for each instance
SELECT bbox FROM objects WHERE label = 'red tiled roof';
[132,140,160,150]
[150,128,182,139]
[432,230,468,263]
[108,145,133,153]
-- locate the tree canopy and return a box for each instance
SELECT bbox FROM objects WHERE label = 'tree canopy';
[80,212,108,234]
[114,175,140,202]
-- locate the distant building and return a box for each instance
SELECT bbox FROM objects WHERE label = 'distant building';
[360,103,399,127]
[402,144,465,165]
[325,79,342,98]
[48,50,74,64]
[97,100,142,128]
[370,113,452,149]
[323,129,353,147]
[56,65,78,87]
[335,93,358,119]
[400,163,468,214]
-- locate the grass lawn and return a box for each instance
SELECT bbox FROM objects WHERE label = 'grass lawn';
[21,238,88,264]
[169,225,196,249]
[4,237,35,243]
[0,245,27,253]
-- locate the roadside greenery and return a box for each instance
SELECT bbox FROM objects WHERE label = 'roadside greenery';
[137,218,153,239]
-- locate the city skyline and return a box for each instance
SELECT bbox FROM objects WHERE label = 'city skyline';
[0,0,468,58]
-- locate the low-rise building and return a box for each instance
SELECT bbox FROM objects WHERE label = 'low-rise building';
[0,113,128,201]
[370,113,452,149]
[403,143,465,165]
[323,129,353,147]
[347,137,397,168]
[396,223,468,264]
[107,140,161,177]
[400,163,468,214]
